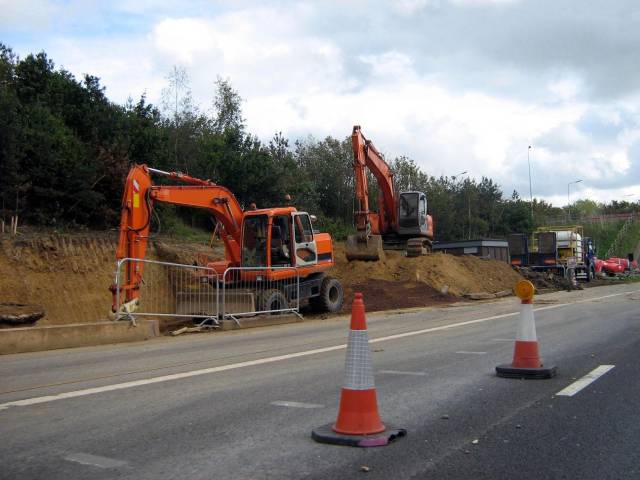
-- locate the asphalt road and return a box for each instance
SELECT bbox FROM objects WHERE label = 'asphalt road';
[1,283,639,479]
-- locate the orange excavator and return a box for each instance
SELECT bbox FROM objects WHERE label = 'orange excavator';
[110,164,344,316]
[346,125,434,261]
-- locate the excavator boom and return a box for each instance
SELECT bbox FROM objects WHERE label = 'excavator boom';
[111,164,244,312]
[347,126,394,261]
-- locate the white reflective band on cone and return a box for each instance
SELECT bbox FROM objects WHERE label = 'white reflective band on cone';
[343,330,375,390]
[515,303,537,342]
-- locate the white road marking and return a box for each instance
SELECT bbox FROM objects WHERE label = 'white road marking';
[378,370,427,376]
[270,401,324,409]
[0,289,634,411]
[65,453,127,469]
[556,365,615,397]
[455,351,487,355]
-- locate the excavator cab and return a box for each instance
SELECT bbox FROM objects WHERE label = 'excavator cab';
[240,210,319,269]
[398,191,428,237]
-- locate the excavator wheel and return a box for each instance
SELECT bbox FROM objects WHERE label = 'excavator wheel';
[259,289,289,314]
[309,277,344,313]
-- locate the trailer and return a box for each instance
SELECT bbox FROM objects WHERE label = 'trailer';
[509,226,597,282]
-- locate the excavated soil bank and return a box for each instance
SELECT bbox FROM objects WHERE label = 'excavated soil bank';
[0,232,523,328]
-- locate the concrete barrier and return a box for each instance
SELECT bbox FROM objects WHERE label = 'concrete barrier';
[219,314,302,331]
[0,320,160,355]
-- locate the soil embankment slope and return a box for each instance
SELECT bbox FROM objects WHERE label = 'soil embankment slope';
[0,232,522,327]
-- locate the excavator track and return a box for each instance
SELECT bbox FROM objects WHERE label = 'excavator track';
[406,238,432,257]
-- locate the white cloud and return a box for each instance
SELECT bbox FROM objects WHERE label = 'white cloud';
[152,18,218,65]
[4,0,640,206]
[0,0,59,30]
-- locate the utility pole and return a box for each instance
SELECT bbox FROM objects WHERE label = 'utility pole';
[567,179,582,222]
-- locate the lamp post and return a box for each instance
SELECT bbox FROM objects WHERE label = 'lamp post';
[567,179,582,221]
[528,146,533,225]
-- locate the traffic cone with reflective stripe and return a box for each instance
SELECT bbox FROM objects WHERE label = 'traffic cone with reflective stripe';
[311,293,406,447]
[496,280,557,379]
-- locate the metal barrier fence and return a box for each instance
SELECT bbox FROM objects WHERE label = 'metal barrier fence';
[221,267,300,322]
[114,260,300,326]
[115,258,220,326]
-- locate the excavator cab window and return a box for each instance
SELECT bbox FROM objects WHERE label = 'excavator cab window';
[271,215,292,266]
[242,215,268,267]
[419,194,427,226]
[292,213,317,266]
[399,192,419,228]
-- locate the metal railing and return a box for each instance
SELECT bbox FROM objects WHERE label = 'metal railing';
[221,267,301,323]
[114,260,301,327]
[114,258,220,326]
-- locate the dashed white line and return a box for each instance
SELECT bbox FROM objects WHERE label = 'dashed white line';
[455,351,487,355]
[556,365,615,397]
[270,401,324,409]
[378,370,428,376]
[0,289,634,411]
[65,453,127,469]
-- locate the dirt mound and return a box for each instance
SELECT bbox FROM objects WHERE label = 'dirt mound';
[332,243,523,298]
[513,267,572,292]
[347,280,456,312]
[154,240,225,266]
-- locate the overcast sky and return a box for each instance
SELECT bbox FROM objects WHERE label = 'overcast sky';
[2,0,639,206]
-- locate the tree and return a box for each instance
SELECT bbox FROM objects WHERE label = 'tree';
[212,76,244,134]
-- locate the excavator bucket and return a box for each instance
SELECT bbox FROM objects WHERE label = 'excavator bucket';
[346,234,385,261]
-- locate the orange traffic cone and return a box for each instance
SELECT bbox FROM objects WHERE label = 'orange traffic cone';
[496,280,557,379]
[311,293,406,447]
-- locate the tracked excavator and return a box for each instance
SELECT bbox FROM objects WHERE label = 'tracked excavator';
[110,165,344,317]
[346,125,434,261]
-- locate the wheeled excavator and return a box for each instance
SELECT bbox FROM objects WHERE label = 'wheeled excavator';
[346,125,434,261]
[110,164,344,317]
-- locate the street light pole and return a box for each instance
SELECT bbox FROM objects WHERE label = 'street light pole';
[527,146,533,226]
[567,179,582,222]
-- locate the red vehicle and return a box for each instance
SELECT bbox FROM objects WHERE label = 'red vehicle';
[601,257,631,275]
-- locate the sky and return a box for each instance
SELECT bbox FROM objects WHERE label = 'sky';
[2,0,639,206]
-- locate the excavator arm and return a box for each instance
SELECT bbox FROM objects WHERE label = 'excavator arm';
[347,126,398,261]
[351,125,397,235]
[111,164,245,313]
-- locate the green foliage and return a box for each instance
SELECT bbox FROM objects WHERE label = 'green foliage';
[583,221,625,256]
[154,204,212,243]
[617,221,640,257]
[314,215,354,241]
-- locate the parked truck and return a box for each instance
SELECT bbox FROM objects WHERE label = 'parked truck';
[508,225,597,282]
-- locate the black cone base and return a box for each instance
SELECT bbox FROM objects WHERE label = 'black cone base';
[496,363,557,379]
[311,423,407,447]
